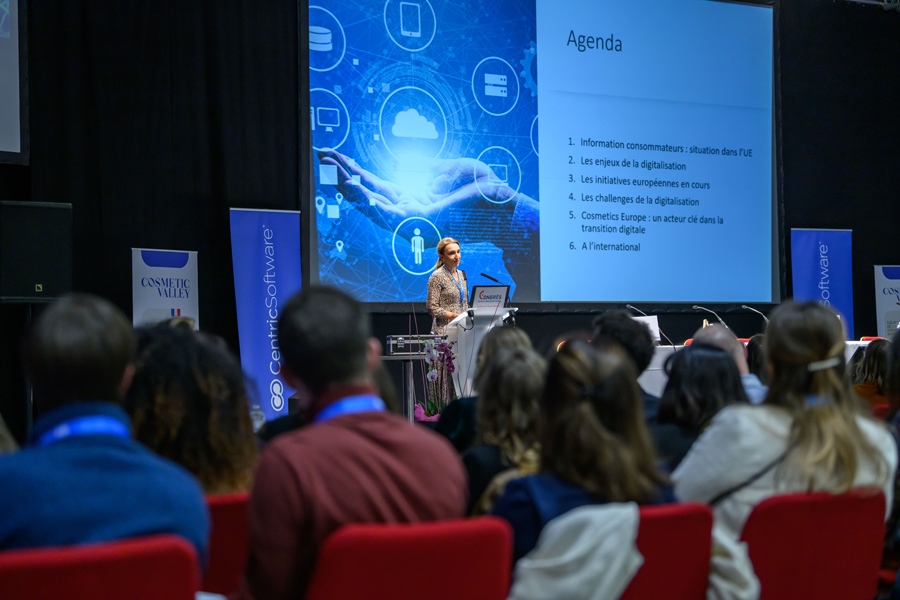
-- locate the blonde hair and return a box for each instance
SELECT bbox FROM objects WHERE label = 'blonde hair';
[434,237,460,270]
[765,301,886,493]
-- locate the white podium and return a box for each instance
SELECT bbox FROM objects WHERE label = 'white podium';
[444,306,517,397]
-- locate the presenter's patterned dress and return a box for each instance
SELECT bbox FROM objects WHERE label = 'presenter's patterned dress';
[426,267,469,404]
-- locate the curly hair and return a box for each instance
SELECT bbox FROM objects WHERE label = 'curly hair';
[124,325,259,494]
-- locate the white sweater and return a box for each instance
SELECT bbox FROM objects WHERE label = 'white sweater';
[672,404,898,541]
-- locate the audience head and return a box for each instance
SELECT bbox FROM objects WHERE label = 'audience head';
[692,324,749,375]
[888,331,900,410]
[474,326,532,389]
[659,343,749,429]
[856,338,890,393]
[591,310,654,375]
[746,334,768,385]
[125,324,258,494]
[278,286,379,396]
[764,301,884,491]
[476,347,545,465]
[540,339,666,503]
[26,294,136,415]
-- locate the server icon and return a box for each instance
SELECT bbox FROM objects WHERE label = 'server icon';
[484,73,508,97]
[309,26,333,52]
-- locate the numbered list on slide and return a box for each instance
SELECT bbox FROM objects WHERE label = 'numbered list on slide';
[536,0,774,302]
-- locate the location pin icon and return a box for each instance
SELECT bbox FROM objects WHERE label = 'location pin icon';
[335,192,344,205]
[315,196,325,214]
[336,240,344,253]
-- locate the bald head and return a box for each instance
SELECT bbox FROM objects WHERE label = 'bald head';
[692,324,749,375]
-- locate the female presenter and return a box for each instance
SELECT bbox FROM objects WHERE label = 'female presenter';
[426,237,469,334]
[426,238,469,404]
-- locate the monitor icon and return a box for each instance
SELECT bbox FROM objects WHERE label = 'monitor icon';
[488,164,508,183]
[316,107,341,132]
[400,2,421,38]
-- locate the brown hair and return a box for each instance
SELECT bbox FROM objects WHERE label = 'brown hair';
[125,325,259,494]
[856,339,890,394]
[765,301,886,492]
[473,326,533,388]
[433,237,460,270]
[540,339,667,503]
[476,347,545,466]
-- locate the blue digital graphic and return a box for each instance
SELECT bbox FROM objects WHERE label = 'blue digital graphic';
[0,0,9,38]
[308,0,540,302]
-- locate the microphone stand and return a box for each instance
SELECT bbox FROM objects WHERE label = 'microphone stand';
[741,305,770,327]
[626,304,676,347]
[692,305,736,337]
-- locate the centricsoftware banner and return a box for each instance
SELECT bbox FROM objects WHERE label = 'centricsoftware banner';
[230,208,302,429]
[790,229,854,339]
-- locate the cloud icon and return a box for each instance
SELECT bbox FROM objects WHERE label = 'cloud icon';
[391,108,439,139]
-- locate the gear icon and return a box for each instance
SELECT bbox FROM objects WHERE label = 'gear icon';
[520,41,537,98]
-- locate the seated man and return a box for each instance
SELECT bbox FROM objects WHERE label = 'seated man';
[692,324,768,404]
[591,310,659,417]
[0,295,209,562]
[242,286,467,600]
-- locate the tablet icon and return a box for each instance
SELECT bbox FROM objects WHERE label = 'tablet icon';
[400,2,421,38]
[488,164,508,183]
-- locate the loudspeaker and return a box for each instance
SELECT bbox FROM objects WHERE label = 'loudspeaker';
[0,201,72,302]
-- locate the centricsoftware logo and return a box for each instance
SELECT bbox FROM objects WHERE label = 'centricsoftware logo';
[270,379,285,411]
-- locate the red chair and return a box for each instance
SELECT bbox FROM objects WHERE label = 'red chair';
[737,338,751,344]
[620,503,713,600]
[861,337,887,342]
[740,491,886,600]
[873,404,891,420]
[202,492,249,595]
[305,517,512,600]
[684,338,693,346]
[0,535,199,600]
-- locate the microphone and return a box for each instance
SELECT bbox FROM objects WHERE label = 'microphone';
[480,273,502,284]
[692,305,736,336]
[741,305,770,326]
[626,304,676,347]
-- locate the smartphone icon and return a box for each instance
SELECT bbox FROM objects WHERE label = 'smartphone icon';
[400,2,421,38]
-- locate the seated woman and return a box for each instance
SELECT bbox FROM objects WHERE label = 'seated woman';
[854,338,890,409]
[124,324,259,495]
[492,339,674,562]
[656,343,750,471]
[463,347,544,515]
[435,326,533,453]
[673,301,897,543]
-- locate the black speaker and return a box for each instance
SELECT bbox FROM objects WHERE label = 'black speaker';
[0,201,72,302]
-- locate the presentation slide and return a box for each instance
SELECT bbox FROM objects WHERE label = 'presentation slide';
[306,0,775,304]
[0,0,20,155]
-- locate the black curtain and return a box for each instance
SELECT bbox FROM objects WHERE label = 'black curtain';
[28,0,301,350]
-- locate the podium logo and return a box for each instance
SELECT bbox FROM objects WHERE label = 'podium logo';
[270,378,285,411]
[479,291,503,301]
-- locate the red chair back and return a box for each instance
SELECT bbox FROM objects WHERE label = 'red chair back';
[740,491,886,600]
[861,337,887,342]
[684,339,693,346]
[202,492,249,595]
[305,517,512,600]
[873,404,890,420]
[620,503,713,600]
[737,338,751,344]
[0,535,199,600]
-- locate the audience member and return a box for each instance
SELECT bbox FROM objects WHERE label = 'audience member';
[854,338,890,408]
[673,301,897,543]
[693,324,768,404]
[890,331,900,417]
[241,286,466,600]
[847,345,866,384]
[124,324,259,494]
[493,340,674,562]
[0,294,209,561]
[592,310,658,416]
[656,342,750,471]
[435,325,533,453]
[463,347,545,515]
[745,333,768,386]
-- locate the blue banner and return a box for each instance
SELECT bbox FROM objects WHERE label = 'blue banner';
[790,229,854,339]
[230,209,302,428]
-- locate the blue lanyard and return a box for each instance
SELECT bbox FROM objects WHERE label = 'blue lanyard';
[36,416,131,447]
[444,266,464,306]
[313,395,386,424]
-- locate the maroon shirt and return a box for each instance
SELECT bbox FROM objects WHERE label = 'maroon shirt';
[242,385,467,600]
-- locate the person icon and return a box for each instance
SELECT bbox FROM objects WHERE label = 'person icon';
[411,228,424,265]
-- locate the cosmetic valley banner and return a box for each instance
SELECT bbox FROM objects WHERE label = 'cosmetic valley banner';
[874,266,900,339]
[132,249,199,329]
[790,229,854,339]
[230,208,302,429]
